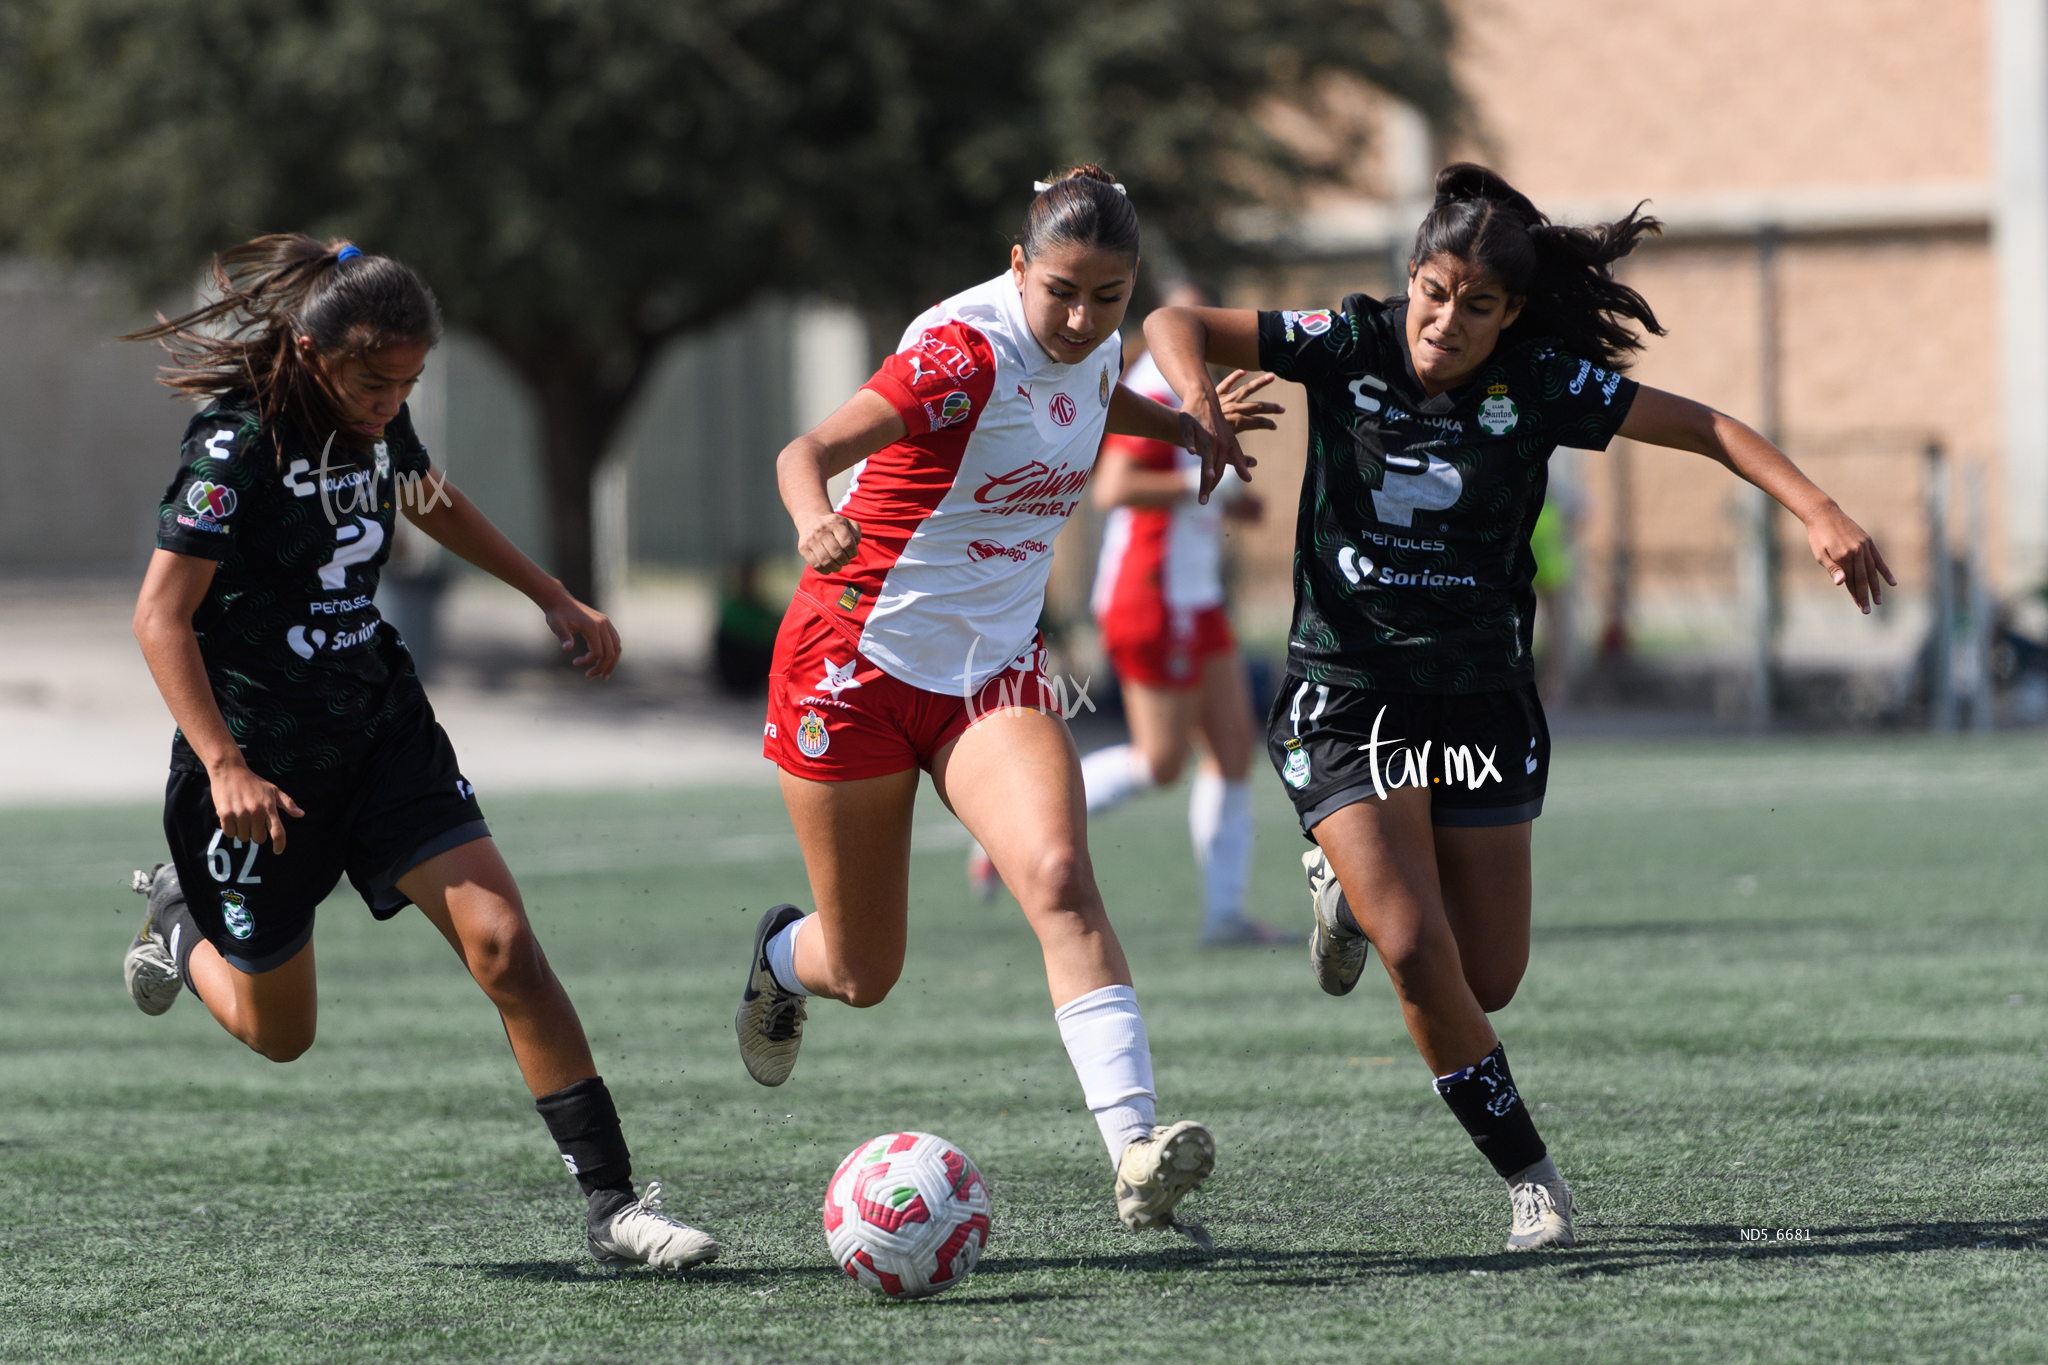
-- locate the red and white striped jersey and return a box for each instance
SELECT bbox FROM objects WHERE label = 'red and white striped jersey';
[1090,351,1226,627]
[794,271,1123,695]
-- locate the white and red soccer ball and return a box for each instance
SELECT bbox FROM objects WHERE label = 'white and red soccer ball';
[823,1131,991,1299]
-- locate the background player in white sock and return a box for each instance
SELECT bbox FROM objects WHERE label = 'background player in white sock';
[1052,282,1291,947]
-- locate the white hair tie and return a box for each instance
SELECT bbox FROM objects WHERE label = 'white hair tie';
[1033,180,1127,195]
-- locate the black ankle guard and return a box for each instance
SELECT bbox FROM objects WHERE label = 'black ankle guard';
[1434,1043,1547,1179]
[535,1076,635,1198]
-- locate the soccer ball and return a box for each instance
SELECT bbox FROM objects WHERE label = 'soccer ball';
[823,1131,992,1299]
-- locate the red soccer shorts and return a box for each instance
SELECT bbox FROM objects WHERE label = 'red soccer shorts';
[1101,603,1236,690]
[764,598,1054,781]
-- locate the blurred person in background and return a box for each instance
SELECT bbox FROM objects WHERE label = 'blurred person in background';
[1146,164,1894,1252]
[714,555,784,694]
[1529,478,1578,703]
[1029,280,1291,947]
[120,235,719,1271]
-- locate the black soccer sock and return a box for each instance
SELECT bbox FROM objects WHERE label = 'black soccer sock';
[535,1076,637,1211]
[165,896,204,994]
[1433,1043,1547,1180]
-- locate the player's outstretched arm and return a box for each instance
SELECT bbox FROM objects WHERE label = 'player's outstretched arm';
[1619,386,1898,614]
[402,476,621,679]
[1142,307,1265,502]
[776,388,904,574]
[1098,371,1282,510]
[133,549,305,849]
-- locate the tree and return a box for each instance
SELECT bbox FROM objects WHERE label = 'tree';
[0,0,1458,602]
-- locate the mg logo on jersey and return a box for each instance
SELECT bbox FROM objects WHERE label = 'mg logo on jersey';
[973,459,1090,515]
[1048,392,1077,427]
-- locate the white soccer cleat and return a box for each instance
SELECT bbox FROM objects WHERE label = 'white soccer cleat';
[588,1181,720,1269]
[1505,1157,1575,1250]
[1115,1120,1216,1245]
[735,904,808,1087]
[1303,848,1369,996]
[124,864,184,1016]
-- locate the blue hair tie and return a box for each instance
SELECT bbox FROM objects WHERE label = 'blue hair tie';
[336,245,362,263]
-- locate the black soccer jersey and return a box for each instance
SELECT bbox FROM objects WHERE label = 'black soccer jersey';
[1258,296,1638,693]
[156,399,435,774]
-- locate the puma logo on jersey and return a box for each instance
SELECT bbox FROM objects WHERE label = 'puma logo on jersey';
[1371,452,1463,527]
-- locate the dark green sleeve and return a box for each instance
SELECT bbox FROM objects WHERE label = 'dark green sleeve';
[1256,304,1378,385]
[156,412,262,558]
[1529,346,1639,451]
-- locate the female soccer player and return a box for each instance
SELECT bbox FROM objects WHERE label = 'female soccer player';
[1071,281,1290,946]
[1144,164,1894,1250]
[737,168,1265,1240]
[119,235,717,1270]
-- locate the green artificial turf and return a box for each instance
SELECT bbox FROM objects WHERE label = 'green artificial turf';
[2,736,2045,1363]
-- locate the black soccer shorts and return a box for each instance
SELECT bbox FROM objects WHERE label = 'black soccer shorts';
[162,696,489,973]
[1265,674,1550,837]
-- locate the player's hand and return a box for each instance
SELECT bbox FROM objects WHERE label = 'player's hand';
[799,513,862,574]
[1805,503,1896,614]
[207,757,304,853]
[1215,370,1283,435]
[545,595,622,680]
[1223,490,1265,524]
[1176,406,1255,505]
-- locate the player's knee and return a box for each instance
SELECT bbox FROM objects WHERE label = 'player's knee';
[1469,963,1526,1013]
[831,963,900,1009]
[466,922,546,1000]
[1145,748,1186,786]
[247,1022,315,1062]
[1374,931,1452,990]
[1013,844,1093,913]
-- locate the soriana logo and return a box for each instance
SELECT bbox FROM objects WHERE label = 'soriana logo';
[1048,392,1077,427]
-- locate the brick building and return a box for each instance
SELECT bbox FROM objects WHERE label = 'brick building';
[1091,0,2043,720]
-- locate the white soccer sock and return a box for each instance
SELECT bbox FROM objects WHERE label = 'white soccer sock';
[1189,772,1256,933]
[766,914,814,998]
[1081,743,1156,815]
[1053,984,1158,1167]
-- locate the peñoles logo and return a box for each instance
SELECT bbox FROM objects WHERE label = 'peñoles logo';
[967,538,1049,564]
[973,460,1090,517]
[1049,392,1077,427]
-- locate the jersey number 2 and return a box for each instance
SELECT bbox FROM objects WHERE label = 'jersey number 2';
[205,828,264,884]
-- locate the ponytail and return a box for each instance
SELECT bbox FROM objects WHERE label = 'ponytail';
[1409,163,1664,368]
[1020,164,1141,262]
[123,233,443,453]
